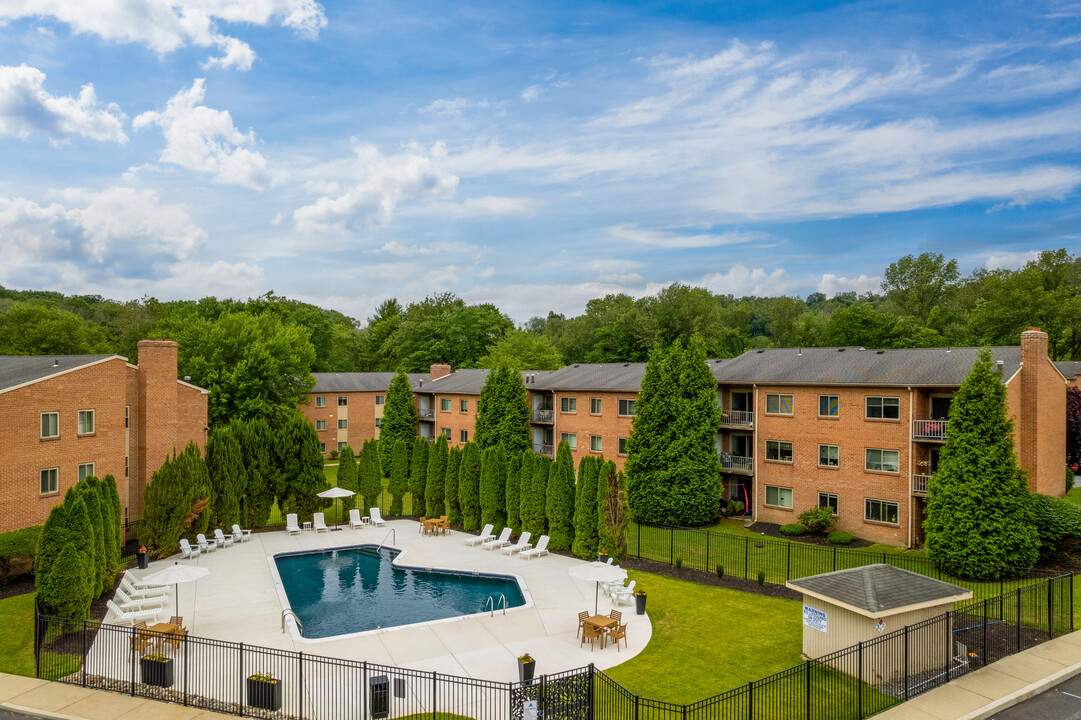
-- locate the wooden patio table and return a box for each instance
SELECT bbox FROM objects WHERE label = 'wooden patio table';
[582,615,617,649]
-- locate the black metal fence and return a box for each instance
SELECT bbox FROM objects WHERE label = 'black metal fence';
[628,522,1060,596]
[34,574,1073,720]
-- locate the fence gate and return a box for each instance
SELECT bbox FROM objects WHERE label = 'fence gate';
[510,668,592,720]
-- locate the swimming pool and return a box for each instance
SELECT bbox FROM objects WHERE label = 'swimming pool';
[274,545,527,638]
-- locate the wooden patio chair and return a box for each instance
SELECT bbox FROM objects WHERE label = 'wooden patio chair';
[608,622,628,652]
[418,517,427,534]
[581,623,603,652]
[608,610,622,624]
[576,611,589,639]
[129,621,154,660]
[438,516,450,535]
[163,626,188,654]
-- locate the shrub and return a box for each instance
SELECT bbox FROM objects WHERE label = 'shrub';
[798,506,835,535]
[716,564,724,578]
[0,526,41,584]
[1032,493,1081,560]
[757,571,765,586]
[329,450,339,460]
[828,531,854,545]
[780,523,805,536]
[1068,465,1075,495]
[727,499,745,517]
[675,555,683,570]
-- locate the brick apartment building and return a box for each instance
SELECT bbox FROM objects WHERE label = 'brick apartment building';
[1057,361,1081,390]
[0,340,208,534]
[302,371,428,454]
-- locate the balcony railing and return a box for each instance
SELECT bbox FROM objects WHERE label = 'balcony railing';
[912,473,934,495]
[913,419,947,441]
[719,410,754,429]
[531,408,554,423]
[417,408,435,421]
[720,454,754,474]
[533,443,553,456]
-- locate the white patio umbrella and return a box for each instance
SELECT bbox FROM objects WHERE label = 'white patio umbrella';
[141,562,209,626]
[568,561,628,615]
[317,486,356,529]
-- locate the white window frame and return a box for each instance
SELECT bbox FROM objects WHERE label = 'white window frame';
[560,397,577,413]
[78,409,95,435]
[460,399,468,413]
[78,462,95,481]
[315,420,326,431]
[590,398,602,415]
[865,448,900,473]
[765,440,793,462]
[441,428,451,439]
[818,444,839,467]
[818,492,839,515]
[338,419,348,429]
[40,412,59,439]
[590,435,603,452]
[765,394,794,415]
[40,467,59,495]
[560,432,577,449]
[818,395,839,417]
[865,498,899,525]
[618,399,637,416]
[337,441,347,451]
[375,395,384,405]
[440,398,452,412]
[315,396,327,408]
[617,437,628,456]
[765,485,793,509]
[866,396,900,420]
[460,429,468,443]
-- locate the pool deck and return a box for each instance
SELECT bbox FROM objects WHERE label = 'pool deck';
[115,520,651,682]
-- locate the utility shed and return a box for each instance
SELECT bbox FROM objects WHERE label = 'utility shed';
[786,564,972,679]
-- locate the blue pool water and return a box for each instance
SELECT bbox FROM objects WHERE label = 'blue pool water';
[275,546,526,638]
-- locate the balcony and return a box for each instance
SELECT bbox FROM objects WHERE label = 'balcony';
[720,454,753,475]
[719,410,754,430]
[913,420,947,442]
[912,473,934,495]
[417,408,435,421]
[533,443,553,456]
[531,408,554,424]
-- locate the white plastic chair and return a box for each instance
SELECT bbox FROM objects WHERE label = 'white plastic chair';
[369,508,386,527]
[231,524,252,543]
[465,524,495,547]
[179,538,200,558]
[196,534,216,553]
[482,527,513,551]
[214,528,234,547]
[520,535,550,560]
[349,509,365,530]
[611,580,637,606]
[286,513,301,535]
[120,576,167,599]
[501,531,532,555]
[313,512,329,533]
[107,599,160,625]
[114,587,163,612]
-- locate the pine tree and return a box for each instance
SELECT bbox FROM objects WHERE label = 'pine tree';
[667,333,723,524]
[234,418,276,527]
[445,446,462,524]
[458,442,482,531]
[475,365,530,455]
[77,477,107,597]
[359,440,384,513]
[388,439,410,515]
[409,437,430,516]
[925,349,1040,579]
[529,454,551,537]
[40,543,94,620]
[206,425,246,529]
[102,474,123,573]
[381,370,418,471]
[545,441,576,551]
[480,445,507,530]
[337,445,359,513]
[598,462,628,562]
[625,342,682,524]
[519,451,535,533]
[426,434,449,516]
[572,456,600,559]
[505,452,522,533]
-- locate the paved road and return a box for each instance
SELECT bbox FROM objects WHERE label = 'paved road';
[991,672,1081,719]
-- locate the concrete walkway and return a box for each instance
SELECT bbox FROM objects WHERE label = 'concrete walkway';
[874,628,1081,720]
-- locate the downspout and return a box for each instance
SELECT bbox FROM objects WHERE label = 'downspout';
[907,386,913,549]
[753,383,759,524]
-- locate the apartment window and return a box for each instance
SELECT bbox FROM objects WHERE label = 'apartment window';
[618,399,637,416]
[78,410,95,435]
[765,485,793,509]
[40,412,59,438]
[338,419,348,429]
[765,440,793,462]
[78,463,95,481]
[560,432,577,450]
[560,397,577,413]
[865,499,899,525]
[338,441,347,451]
[818,395,839,417]
[375,395,384,405]
[590,398,602,415]
[40,468,58,495]
[125,456,129,478]
[865,448,900,473]
[375,418,383,428]
[442,428,451,439]
[818,492,839,514]
[125,406,129,428]
[441,398,452,412]
[460,429,468,443]
[460,399,468,413]
[338,396,348,406]
[818,444,839,467]
[866,396,900,420]
[765,394,793,415]
[320,442,326,453]
[316,420,326,431]
[617,437,628,455]
[590,435,603,452]
[315,396,326,408]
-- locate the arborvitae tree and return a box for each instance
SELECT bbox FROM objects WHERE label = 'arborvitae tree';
[925,349,1040,578]
[598,462,628,562]
[506,452,522,533]
[35,497,73,586]
[445,446,462,524]
[359,440,384,513]
[388,439,410,515]
[78,478,107,597]
[234,418,276,528]
[103,474,123,573]
[180,441,213,535]
[458,442,482,531]
[667,333,723,524]
[480,445,508,531]
[519,451,535,531]
[88,477,118,583]
[625,341,683,524]
[426,434,449,516]
[381,370,418,471]
[40,543,94,620]
[546,441,577,551]
[409,437,430,516]
[529,454,551,537]
[474,365,531,455]
[572,456,600,559]
[278,413,329,520]
[337,445,359,513]
[138,444,208,557]
[206,425,246,529]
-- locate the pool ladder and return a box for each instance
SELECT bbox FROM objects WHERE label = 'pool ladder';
[485,594,507,617]
[281,609,304,634]
[376,529,395,552]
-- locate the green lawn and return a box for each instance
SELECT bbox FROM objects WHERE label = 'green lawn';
[0,592,37,677]
[266,466,416,526]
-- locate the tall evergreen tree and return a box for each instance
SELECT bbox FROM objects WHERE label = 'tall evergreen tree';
[388,439,411,515]
[233,418,276,527]
[78,478,107,597]
[277,413,329,520]
[625,342,681,524]
[598,462,628,562]
[40,543,94,620]
[409,437,430,516]
[546,441,577,551]
[529,454,551,537]
[667,333,723,524]
[426,434,449,516]
[359,440,385,513]
[519,451,535,532]
[206,425,246,528]
[480,445,507,530]
[445,446,462,524]
[381,370,418,471]
[337,445,359,513]
[925,350,1040,578]
[474,365,531,455]
[458,442,482,531]
[506,452,522,533]
[138,443,209,557]
[572,456,600,559]
[180,441,213,535]
[102,474,123,573]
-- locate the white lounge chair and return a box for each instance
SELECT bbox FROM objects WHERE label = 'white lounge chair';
[286,513,301,535]
[179,538,200,558]
[502,532,532,556]
[214,528,234,547]
[231,524,252,543]
[114,587,163,612]
[196,534,216,553]
[313,512,329,533]
[520,535,550,560]
[465,524,495,547]
[369,508,386,527]
[611,580,637,606]
[107,599,160,625]
[120,576,167,599]
[482,527,513,551]
[126,572,166,591]
[348,509,365,530]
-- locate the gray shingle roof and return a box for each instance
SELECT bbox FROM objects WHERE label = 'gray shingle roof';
[0,355,121,393]
[311,372,428,393]
[787,564,971,616]
[710,346,1021,387]
[529,363,646,392]
[1055,361,1081,380]
[416,369,556,395]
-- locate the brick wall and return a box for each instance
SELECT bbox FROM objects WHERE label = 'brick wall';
[432,393,479,448]
[549,391,636,472]
[1017,329,1067,497]
[300,390,383,456]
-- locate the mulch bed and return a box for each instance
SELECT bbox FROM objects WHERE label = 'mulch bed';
[0,578,35,601]
[619,556,802,601]
[746,521,875,549]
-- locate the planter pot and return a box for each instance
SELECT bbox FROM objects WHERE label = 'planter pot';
[635,593,647,616]
[518,658,536,685]
[140,657,174,688]
[247,677,283,711]
[598,554,609,564]
[138,551,150,570]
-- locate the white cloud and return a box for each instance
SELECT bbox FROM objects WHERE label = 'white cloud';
[400,195,535,218]
[983,250,1042,270]
[133,79,279,190]
[0,64,127,144]
[817,273,883,298]
[697,265,791,297]
[293,143,459,233]
[0,1,326,71]
[462,281,639,322]
[609,223,768,249]
[420,97,503,117]
[521,85,541,102]
[369,240,480,257]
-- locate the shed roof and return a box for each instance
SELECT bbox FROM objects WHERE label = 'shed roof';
[786,564,971,618]
[529,363,646,392]
[0,354,121,393]
[311,372,428,393]
[1055,360,1081,380]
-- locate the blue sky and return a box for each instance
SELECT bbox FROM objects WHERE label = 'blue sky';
[1,0,1079,322]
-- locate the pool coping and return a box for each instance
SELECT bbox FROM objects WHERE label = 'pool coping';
[267,541,536,644]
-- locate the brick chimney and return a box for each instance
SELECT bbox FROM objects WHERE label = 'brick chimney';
[430,364,452,381]
[1019,327,1048,493]
[136,340,179,516]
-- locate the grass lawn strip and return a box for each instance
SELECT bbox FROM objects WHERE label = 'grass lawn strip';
[0,592,36,677]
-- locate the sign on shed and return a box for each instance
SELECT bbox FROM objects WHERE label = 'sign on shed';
[803,604,828,633]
